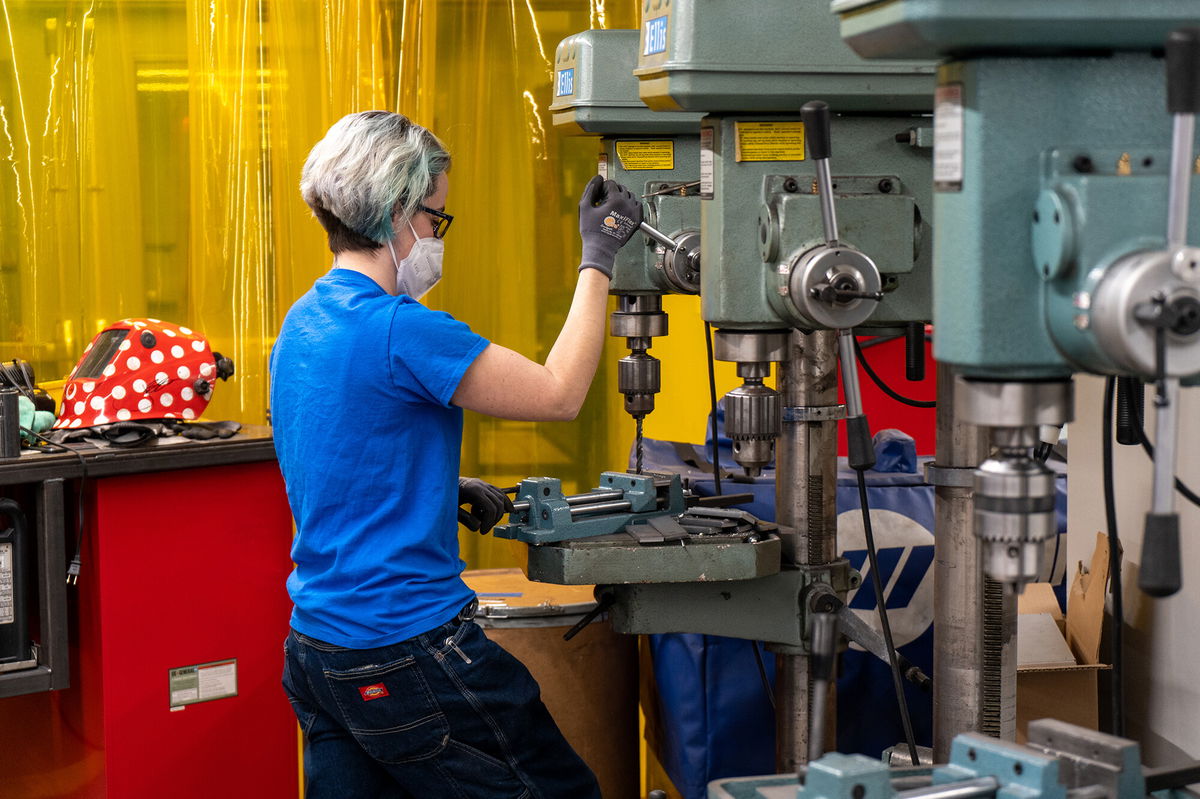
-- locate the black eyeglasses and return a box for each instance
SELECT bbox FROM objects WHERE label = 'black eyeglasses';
[418,204,453,239]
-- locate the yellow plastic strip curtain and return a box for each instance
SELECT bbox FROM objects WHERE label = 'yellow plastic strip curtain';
[1,1,642,570]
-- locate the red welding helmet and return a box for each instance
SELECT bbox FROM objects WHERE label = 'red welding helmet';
[54,318,234,430]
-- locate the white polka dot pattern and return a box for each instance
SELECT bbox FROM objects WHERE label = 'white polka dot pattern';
[53,317,224,429]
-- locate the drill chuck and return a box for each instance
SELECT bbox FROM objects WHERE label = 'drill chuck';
[973,450,1057,592]
[619,351,661,417]
[724,380,781,477]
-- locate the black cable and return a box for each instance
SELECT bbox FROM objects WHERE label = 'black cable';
[704,322,723,496]
[857,469,920,765]
[858,334,901,350]
[751,640,775,712]
[852,339,936,409]
[1135,418,1200,508]
[1102,378,1125,737]
[21,427,88,584]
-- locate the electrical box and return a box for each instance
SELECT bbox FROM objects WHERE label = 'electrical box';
[0,500,29,670]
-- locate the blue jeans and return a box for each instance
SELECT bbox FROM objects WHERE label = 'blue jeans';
[281,601,602,799]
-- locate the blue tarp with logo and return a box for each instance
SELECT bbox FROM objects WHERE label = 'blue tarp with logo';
[637,411,1068,799]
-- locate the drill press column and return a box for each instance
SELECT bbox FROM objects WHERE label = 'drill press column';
[774,329,840,772]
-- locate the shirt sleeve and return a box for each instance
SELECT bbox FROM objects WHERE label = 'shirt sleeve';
[388,299,489,407]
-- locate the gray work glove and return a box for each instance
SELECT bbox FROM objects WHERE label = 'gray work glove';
[578,175,642,279]
[457,477,515,535]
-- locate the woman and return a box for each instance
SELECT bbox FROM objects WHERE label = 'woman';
[270,110,641,798]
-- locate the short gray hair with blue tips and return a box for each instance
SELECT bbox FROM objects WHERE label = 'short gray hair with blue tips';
[300,111,450,253]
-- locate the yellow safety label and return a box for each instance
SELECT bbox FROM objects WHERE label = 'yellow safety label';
[615,140,675,171]
[734,121,806,162]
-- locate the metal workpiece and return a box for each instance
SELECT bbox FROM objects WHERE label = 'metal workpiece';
[933,363,1014,760]
[954,379,1073,430]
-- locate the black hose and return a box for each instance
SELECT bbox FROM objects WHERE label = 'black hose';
[1102,378,1125,737]
[857,468,920,764]
[853,339,936,409]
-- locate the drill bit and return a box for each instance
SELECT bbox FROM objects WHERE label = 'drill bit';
[635,416,644,474]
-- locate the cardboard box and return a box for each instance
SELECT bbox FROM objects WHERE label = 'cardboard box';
[1016,532,1112,743]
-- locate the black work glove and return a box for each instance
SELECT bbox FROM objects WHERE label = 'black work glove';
[457,477,515,535]
[578,175,643,279]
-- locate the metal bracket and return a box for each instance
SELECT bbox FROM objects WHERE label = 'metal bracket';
[924,462,976,488]
[783,405,847,423]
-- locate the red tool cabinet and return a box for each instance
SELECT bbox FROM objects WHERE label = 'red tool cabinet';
[0,431,298,798]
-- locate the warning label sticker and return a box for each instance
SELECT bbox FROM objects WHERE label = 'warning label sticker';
[0,542,12,625]
[734,121,805,162]
[169,658,238,709]
[615,140,674,171]
[700,125,714,199]
[934,83,964,188]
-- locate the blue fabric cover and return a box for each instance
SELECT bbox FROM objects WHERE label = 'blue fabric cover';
[270,269,488,648]
[641,414,1068,799]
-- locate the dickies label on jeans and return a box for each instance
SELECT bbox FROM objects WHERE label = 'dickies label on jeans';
[359,683,389,701]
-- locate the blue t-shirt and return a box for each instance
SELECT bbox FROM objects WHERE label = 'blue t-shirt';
[269,268,489,648]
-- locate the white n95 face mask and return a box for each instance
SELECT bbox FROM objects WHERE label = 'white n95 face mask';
[389,220,444,299]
